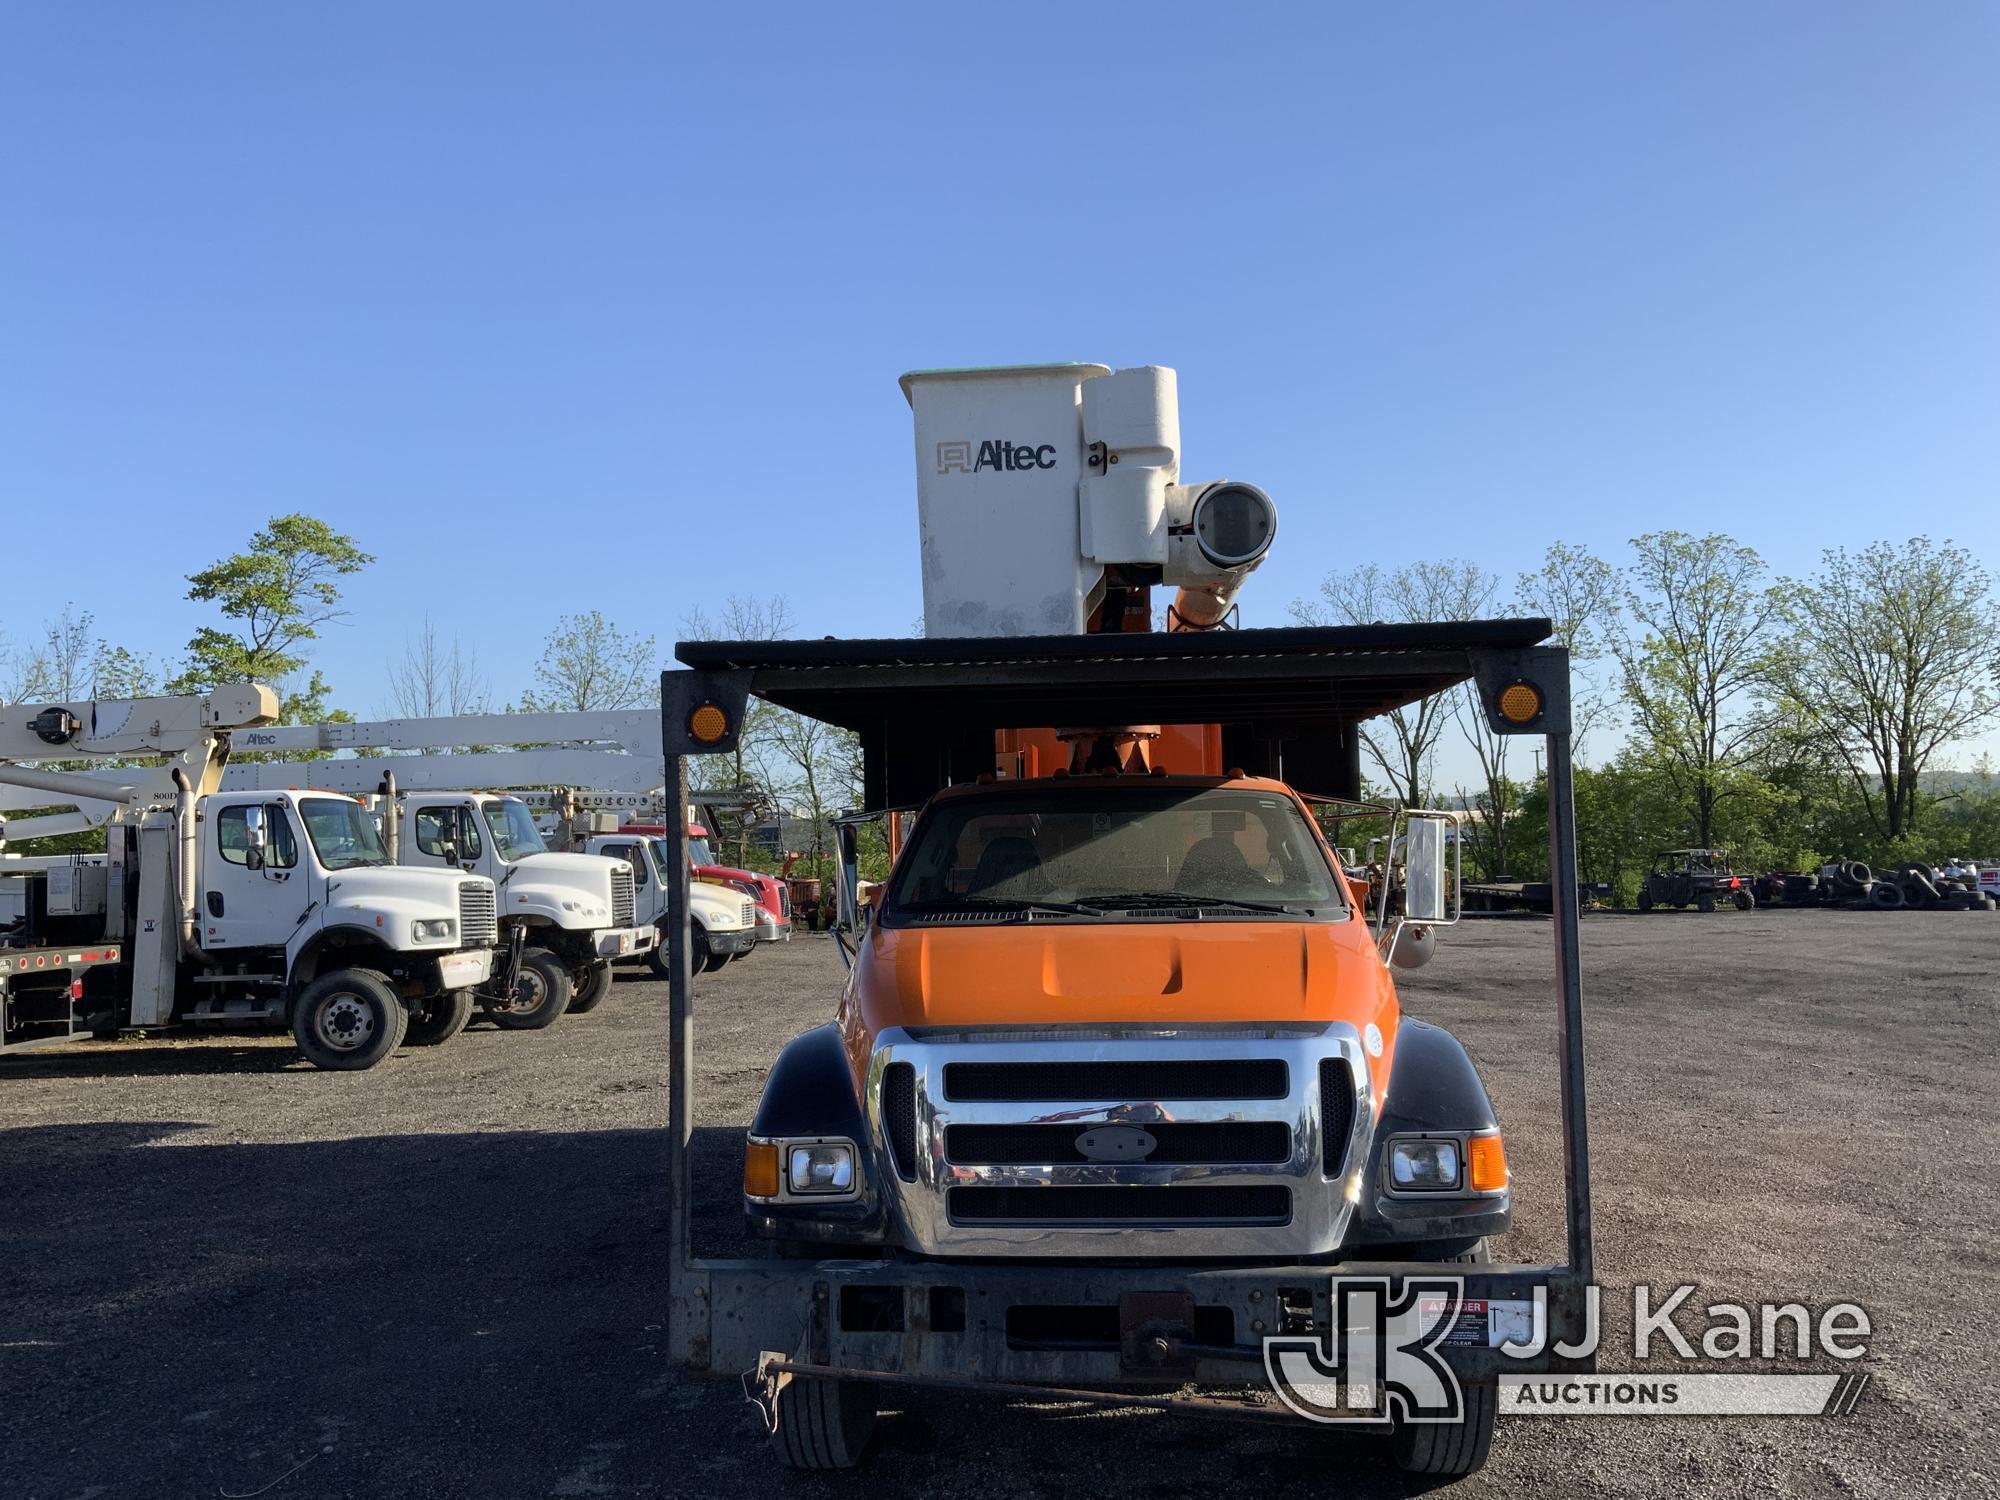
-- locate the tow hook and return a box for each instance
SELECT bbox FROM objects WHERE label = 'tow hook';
[743,1351,791,1433]
[1119,1292,1197,1378]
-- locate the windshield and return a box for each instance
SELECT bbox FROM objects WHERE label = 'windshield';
[299,797,392,871]
[884,785,1347,924]
[687,836,716,867]
[479,799,548,862]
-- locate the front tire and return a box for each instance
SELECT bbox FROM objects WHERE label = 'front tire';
[405,988,475,1046]
[567,961,613,1015]
[291,968,407,1071]
[485,949,573,1030]
[1732,889,1755,911]
[1388,1236,1494,1474]
[768,1376,877,1470]
[1636,888,1654,912]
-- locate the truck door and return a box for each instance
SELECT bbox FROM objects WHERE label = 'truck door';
[204,801,309,954]
[411,801,487,877]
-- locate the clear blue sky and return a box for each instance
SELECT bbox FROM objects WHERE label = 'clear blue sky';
[4,4,1996,742]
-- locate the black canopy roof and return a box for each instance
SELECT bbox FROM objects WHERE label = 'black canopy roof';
[674,619,1553,734]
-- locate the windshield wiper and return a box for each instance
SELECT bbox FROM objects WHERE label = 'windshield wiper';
[898,894,1106,919]
[1092,890,1308,916]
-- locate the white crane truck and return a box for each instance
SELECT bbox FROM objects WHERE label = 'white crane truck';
[0,686,496,1069]
[221,764,654,1025]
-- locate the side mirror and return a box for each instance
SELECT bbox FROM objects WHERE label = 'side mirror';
[244,807,267,873]
[1404,814,1451,925]
[438,839,460,866]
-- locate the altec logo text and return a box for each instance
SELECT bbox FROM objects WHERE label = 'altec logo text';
[935,439,1058,474]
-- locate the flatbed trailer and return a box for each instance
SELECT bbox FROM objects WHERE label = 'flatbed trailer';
[654,620,1598,1463]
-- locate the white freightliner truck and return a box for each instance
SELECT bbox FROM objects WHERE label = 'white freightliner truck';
[221,762,654,1025]
[0,687,496,1069]
[186,720,759,985]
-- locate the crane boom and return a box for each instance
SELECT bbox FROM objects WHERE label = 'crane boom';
[232,708,661,757]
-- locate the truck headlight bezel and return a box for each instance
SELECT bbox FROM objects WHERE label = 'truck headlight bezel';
[411,917,456,943]
[1377,1130,1508,1196]
[744,1135,862,1202]
[1382,1133,1464,1194]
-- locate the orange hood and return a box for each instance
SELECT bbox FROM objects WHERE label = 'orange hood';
[839,918,1402,1105]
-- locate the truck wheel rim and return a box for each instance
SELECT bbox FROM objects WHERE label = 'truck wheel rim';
[498,969,546,1014]
[317,994,375,1050]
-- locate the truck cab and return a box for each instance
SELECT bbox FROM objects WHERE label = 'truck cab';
[384,791,653,1022]
[745,772,1504,1263]
[572,833,756,976]
[192,788,497,1066]
[609,820,792,946]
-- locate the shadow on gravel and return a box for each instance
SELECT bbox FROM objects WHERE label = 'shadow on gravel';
[0,1042,309,1078]
[0,1120,1438,1499]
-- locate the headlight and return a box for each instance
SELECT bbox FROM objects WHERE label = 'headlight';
[787,1143,856,1195]
[412,918,455,942]
[1388,1137,1462,1191]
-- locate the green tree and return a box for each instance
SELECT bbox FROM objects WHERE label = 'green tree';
[167,513,373,721]
[1766,537,2000,844]
[1612,532,1772,848]
[1293,560,1499,807]
[516,610,659,712]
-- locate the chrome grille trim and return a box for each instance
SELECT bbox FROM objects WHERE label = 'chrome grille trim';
[741,900,755,927]
[609,866,636,928]
[864,1024,1372,1258]
[457,880,498,947]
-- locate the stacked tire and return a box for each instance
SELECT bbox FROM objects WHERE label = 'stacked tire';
[1821,861,1874,907]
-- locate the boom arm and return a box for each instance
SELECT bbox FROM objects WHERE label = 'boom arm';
[231,709,662,758]
[218,747,670,797]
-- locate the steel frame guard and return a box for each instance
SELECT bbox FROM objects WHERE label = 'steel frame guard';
[659,659,1595,1392]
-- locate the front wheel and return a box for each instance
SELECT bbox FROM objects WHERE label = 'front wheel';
[768,1375,877,1470]
[645,926,709,981]
[484,949,573,1030]
[1732,889,1755,911]
[1636,888,1654,912]
[567,961,614,1015]
[291,968,407,1071]
[404,988,475,1046]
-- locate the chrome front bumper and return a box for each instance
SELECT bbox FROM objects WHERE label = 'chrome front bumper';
[864,1024,1373,1259]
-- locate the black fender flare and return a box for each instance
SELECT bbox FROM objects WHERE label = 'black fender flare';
[1346,1018,1508,1250]
[1376,1018,1499,1136]
[745,1024,887,1247]
[751,1023,866,1140]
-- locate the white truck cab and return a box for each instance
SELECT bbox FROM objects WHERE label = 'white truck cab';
[184,787,494,1067]
[377,791,654,1023]
[576,833,756,976]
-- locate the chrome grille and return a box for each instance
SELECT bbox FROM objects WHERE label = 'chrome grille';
[609,866,636,928]
[741,900,755,927]
[778,883,792,918]
[868,1027,1371,1258]
[457,881,497,947]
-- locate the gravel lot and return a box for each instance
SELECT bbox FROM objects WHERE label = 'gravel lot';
[2,912,1995,1498]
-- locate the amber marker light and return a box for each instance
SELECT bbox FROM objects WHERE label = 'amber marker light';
[1469,1134,1509,1192]
[1497,681,1544,725]
[743,1140,780,1197]
[688,704,730,744]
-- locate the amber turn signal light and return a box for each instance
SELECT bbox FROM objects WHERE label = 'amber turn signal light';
[1496,682,1543,726]
[1469,1134,1509,1192]
[688,704,730,744]
[743,1140,780,1197]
